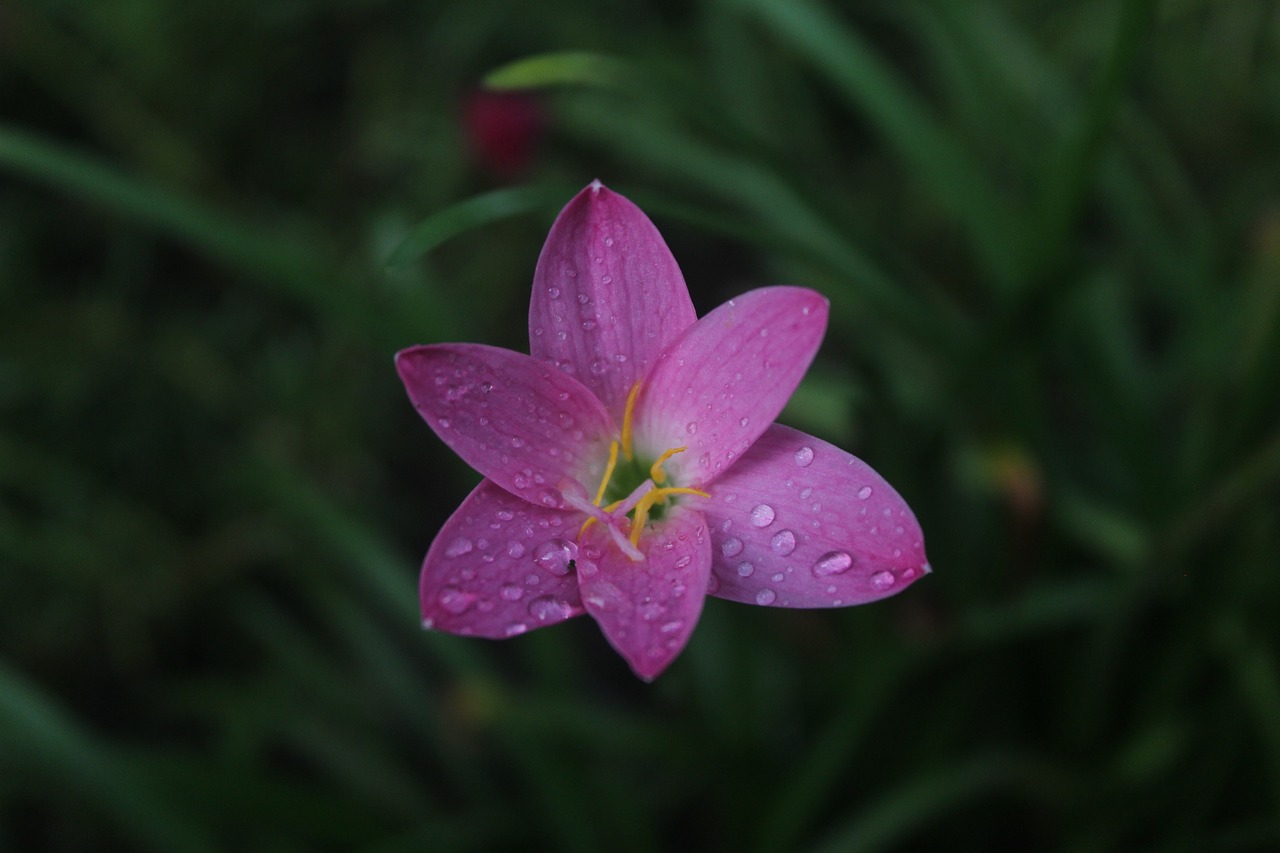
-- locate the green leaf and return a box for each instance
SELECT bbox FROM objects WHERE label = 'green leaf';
[484,52,630,90]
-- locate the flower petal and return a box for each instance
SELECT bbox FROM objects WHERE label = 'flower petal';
[420,479,586,637]
[576,505,711,681]
[702,424,929,608]
[529,181,697,421]
[633,287,828,487]
[397,343,616,509]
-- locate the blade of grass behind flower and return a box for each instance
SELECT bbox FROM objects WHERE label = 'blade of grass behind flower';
[385,184,580,270]
[806,754,1044,853]
[1025,0,1158,283]
[0,123,447,346]
[484,51,631,90]
[733,0,1021,294]
[0,661,217,853]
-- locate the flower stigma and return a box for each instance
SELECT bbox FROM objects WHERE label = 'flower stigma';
[569,382,708,560]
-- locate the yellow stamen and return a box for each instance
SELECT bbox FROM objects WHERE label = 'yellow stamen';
[574,383,711,559]
[620,381,642,462]
[628,486,710,547]
[649,446,686,485]
[594,441,619,506]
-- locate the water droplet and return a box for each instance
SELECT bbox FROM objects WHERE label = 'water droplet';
[857,485,873,500]
[721,537,744,558]
[604,236,614,247]
[750,504,775,528]
[871,571,895,590]
[528,596,574,622]
[686,421,698,435]
[581,319,596,331]
[813,551,853,577]
[639,602,663,622]
[505,540,525,559]
[524,573,541,586]
[496,509,515,522]
[659,620,683,634]
[602,275,613,284]
[513,474,530,489]
[674,555,693,569]
[505,622,528,636]
[510,436,525,448]
[533,539,577,575]
[771,572,784,582]
[738,416,749,427]
[548,286,560,298]
[794,446,814,467]
[770,529,796,556]
[756,588,777,606]
[590,359,607,375]
[500,583,524,601]
[445,538,474,558]
[556,331,567,341]
[737,561,755,577]
[536,489,560,507]
[479,382,493,393]
[438,417,451,429]
[438,587,476,614]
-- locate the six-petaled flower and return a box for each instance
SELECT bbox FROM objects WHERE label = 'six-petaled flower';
[396,181,929,680]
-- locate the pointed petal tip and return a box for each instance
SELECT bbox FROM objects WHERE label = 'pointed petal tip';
[588,178,605,193]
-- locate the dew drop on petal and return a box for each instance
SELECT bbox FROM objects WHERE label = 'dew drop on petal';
[871,571,896,591]
[527,596,574,622]
[590,359,608,375]
[445,538,474,558]
[771,572,784,582]
[500,583,524,601]
[812,551,853,577]
[770,529,796,556]
[750,504,775,528]
[438,587,477,615]
[505,540,525,559]
[737,561,754,578]
[548,286,560,298]
[659,620,684,634]
[739,417,749,427]
[533,539,577,576]
[686,421,698,435]
[674,555,693,569]
[756,588,777,606]
[721,537,744,558]
[857,485,873,500]
[639,601,664,621]
[505,622,528,637]
[794,446,814,467]
[496,509,515,522]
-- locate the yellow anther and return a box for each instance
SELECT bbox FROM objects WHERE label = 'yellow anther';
[620,382,642,462]
[649,445,686,485]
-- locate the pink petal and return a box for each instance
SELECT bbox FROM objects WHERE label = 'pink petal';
[702,424,929,608]
[529,181,697,422]
[420,479,586,637]
[397,343,617,510]
[575,505,711,681]
[632,287,828,487]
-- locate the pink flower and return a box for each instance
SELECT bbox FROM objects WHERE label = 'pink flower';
[396,181,929,680]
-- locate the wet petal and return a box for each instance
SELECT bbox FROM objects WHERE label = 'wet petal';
[702,424,928,608]
[420,480,586,637]
[633,287,828,487]
[397,343,616,509]
[576,505,711,681]
[529,181,697,422]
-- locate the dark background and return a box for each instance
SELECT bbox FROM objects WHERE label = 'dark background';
[2,0,1278,850]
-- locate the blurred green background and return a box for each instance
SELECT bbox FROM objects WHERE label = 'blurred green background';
[3,0,1279,849]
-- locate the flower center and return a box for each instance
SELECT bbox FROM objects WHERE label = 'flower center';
[575,382,708,560]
